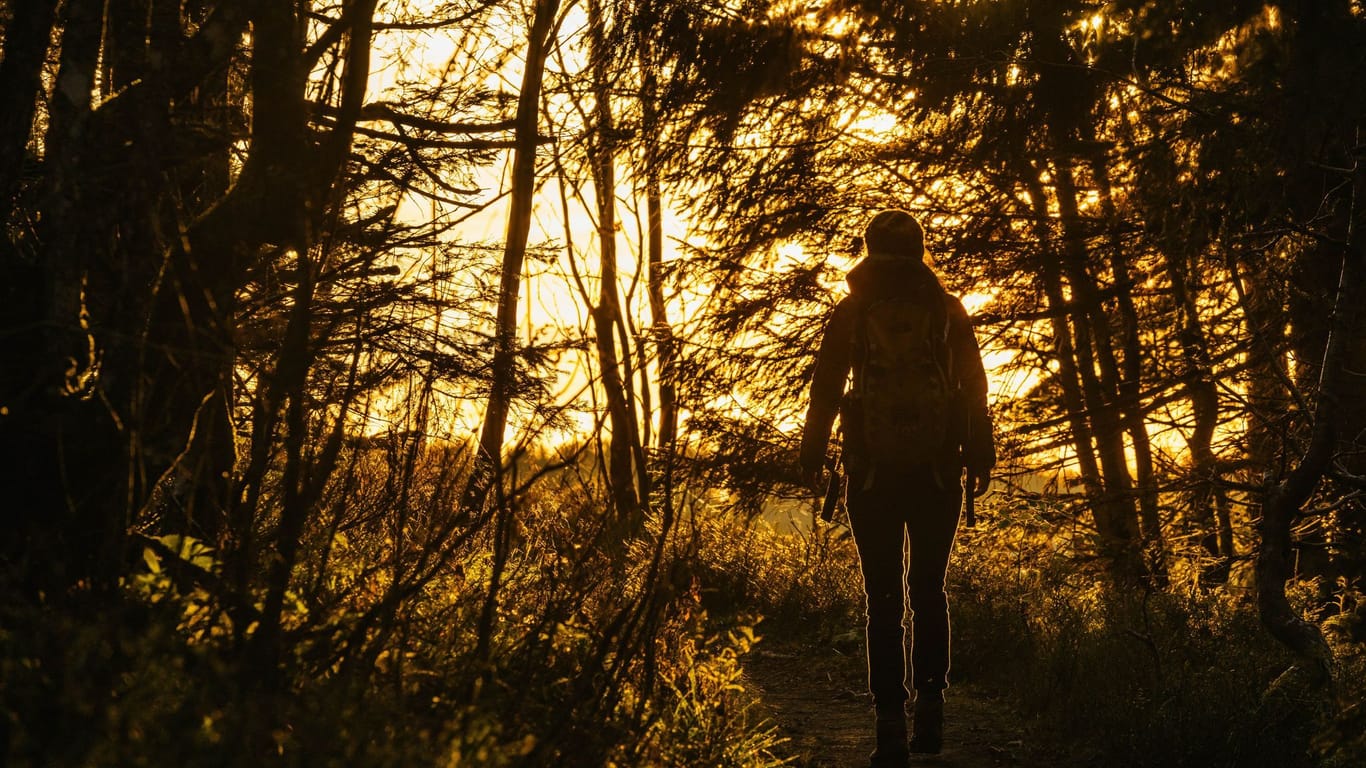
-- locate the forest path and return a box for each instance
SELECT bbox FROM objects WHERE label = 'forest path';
[743,640,1092,768]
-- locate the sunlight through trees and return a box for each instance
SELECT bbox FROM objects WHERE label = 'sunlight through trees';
[2,1,1364,765]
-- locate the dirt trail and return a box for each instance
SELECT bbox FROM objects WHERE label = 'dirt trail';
[743,641,1090,768]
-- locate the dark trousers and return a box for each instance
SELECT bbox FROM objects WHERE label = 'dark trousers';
[846,464,962,707]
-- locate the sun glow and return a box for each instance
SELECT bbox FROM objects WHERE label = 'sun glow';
[350,0,1080,469]
[848,111,899,139]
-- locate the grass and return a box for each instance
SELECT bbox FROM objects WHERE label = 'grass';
[946,498,1366,768]
[678,492,1366,768]
[0,452,792,768]
[5,450,1362,767]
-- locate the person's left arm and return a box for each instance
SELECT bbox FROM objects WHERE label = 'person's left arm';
[947,295,995,496]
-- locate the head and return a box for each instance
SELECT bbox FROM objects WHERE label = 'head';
[863,209,925,262]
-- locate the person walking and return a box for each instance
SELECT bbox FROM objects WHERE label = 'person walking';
[799,209,995,765]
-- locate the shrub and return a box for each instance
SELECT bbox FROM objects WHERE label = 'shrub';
[947,495,1365,768]
[0,453,792,768]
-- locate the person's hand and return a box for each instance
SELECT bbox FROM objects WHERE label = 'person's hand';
[967,467,991,498]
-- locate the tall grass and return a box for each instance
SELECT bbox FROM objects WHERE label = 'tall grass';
[950,498,1365,768]
[0,444,791,768]
[8,446,1361,768]
[679,493,1366,768]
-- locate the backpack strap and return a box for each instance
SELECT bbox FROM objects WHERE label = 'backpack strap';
[938,290,955,389]
[848,294,872,398]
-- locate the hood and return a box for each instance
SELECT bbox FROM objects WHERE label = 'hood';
[846,256,942,300]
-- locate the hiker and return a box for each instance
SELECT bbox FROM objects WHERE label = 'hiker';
[799,209,995,764]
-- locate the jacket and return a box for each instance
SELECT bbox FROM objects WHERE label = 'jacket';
[798,257,996,479]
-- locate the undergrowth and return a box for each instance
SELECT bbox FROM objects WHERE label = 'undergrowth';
[8,459,1363,768]
[945,497,1366,768]
[684,494,1366,768]
[0,450,790,768]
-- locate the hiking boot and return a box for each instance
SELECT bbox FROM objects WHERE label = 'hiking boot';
[869,704,909,767]
[909,692,944,754]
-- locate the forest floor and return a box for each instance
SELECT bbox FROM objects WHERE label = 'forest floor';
[743,639,1097,768]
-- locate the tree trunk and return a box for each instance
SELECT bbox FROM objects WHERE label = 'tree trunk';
[151,0,238,544]
[585,0,643,529]
[461,0,560,517]
[1046,160,1145,582]
[1022,171,1131,571]
[0,0,257,596]
[1255,140,1366,677]
[638,22,678,520]
[1165,242,1233,562]
[241,0,378,688]
[0,0,58,213]
[1086,150,1169,580]
[465,0,560,665]
[29,0,124,591]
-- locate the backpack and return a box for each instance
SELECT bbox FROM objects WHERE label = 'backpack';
[848,287,955,468]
